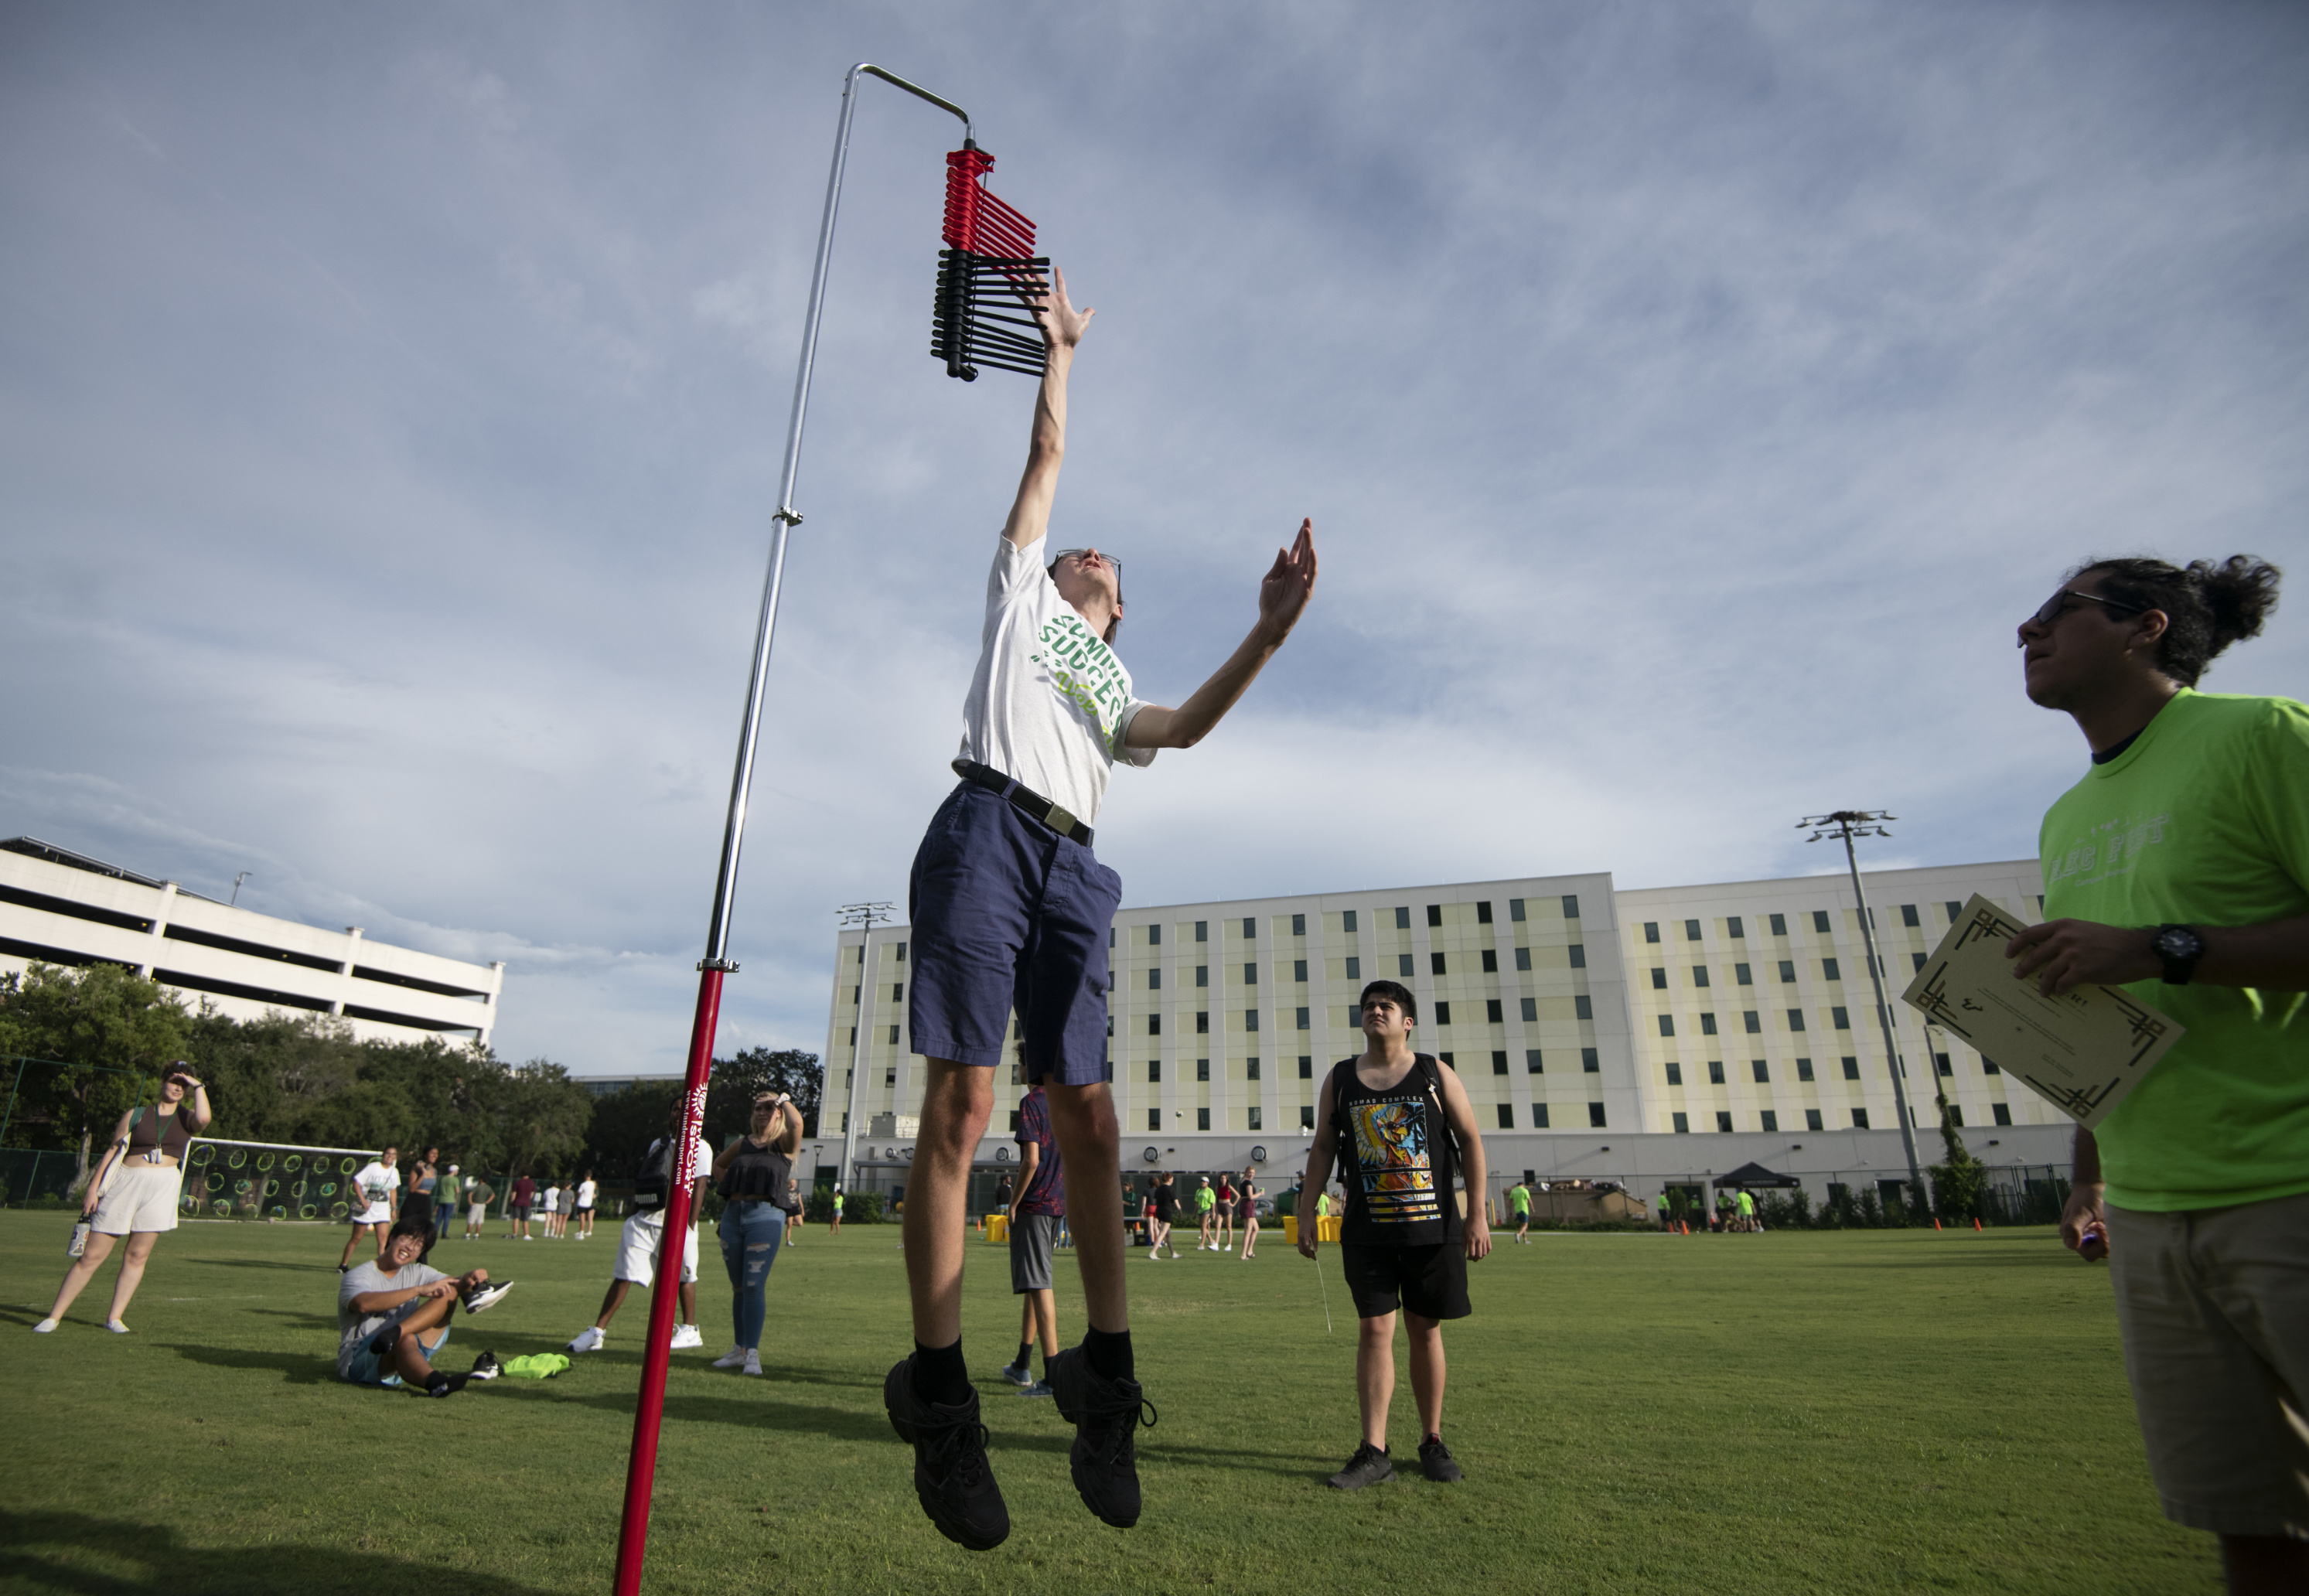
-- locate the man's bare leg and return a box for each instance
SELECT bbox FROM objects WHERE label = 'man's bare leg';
[903,1060,995,1345]
[1406,1311,1446,1437]
[1356,1311,1397,1448]
[593,1278,633,1328]
[1043,1082,1125,1332]
[390,1294,457,1385]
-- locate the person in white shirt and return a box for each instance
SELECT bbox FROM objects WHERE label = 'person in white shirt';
[568,1104,712,1352]
[541,1180,560,1239]
[883,264,1317,1551]
[337,1147,400,1273]
[575,1171,599,1240]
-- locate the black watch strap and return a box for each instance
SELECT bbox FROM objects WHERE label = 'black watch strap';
[2152,924,2204,985]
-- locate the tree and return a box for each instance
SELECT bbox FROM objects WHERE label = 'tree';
[495,1059,595,1178]
[0,962,191,1183]
[709,1046,823,1140]
[1926,1095,1986,1222]
[582,1080,684,1184]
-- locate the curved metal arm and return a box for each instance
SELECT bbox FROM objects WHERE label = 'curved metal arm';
[858,63,974,145]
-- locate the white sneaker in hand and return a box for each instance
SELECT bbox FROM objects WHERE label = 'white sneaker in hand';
[567,1325,607,1353]
[711,1345,749,1369]
[669,1323,704,1350]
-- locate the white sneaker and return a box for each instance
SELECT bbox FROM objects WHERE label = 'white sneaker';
[104,1319,131,1334]
[711,1345,749,1369]
[32,1318,58,1333]
[568,1325,607,1353]
[742,1349,762,1377]
[670,1323,704,1350]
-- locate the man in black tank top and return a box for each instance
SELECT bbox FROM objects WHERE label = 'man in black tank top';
[1298,980,1490,1489]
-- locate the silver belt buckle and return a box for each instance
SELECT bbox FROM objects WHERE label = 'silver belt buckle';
[1044,803,1076,837]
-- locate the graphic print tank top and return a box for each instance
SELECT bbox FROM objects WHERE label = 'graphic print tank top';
[1334,1055,1461,1248]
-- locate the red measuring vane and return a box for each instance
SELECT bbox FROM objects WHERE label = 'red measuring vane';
[932,144,1051,380]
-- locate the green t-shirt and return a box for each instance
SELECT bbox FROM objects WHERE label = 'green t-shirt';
[1195,1187,1215,1213]
[1508,1185,1530,1215]
[1736,1192,1754,1216]
[2039,691,2309,1211]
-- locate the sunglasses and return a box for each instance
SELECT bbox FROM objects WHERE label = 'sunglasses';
[1049,548,1122,585]
[2020,588,2147,639]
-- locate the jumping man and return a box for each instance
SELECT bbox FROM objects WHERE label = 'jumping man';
[884,265,1318,1551]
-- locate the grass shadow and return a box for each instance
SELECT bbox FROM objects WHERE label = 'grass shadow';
[204,1257,343,1273]
[159,1342,334,1386]
[0,1506,568,1595]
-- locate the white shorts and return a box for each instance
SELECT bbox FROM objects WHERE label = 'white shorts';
[92,1161,182,1236]
[467,1203,487,1225]
[617,1214,698,1287]
[353,1202,392,1226]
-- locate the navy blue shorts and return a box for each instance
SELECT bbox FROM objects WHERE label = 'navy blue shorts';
[908,783,1121,1085]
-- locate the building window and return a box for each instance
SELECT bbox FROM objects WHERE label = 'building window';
[895,942,907,962]
[1779,960,1797,984]
[1707,1061,1726,1086]
[1526,1049,1543,1073]
[1434,1001,1451,1025]
[1983,1058,2001,1076]
[1294,959,1308,982]
[1395,906,1411,929]
[1822,957,1842,981]
[1651,967,1667,990]
[892,982,905,1001]
[1431,951,1448,975]
[1946,1104,1963,1127]
[1438,1052,1455,1066]
[1734,962,1751,985]
[1343,909,1359,933]
[1521,998,1538,1022]
[1562,894,1581,919]
[1693,967,1711,989]
[1486,999,1504,1024]
[1581,1048,1599,1072]
[1427,905,1443,927]
[1196,1058,1210,1082]
[1901,904,1920,927]
[1727,916,1745,939]
[1481,948,1499,974]
[1298,1055,1312,1078]
[1345,1005,1363,1027]
[1516,946,1533,972]
[1301,1104,1316,1128]
[1398,953,1414,977]
[1715,1112,1734,1133]
[1148,968,1161,991]
[1148,1109,1160,1130]
[1296,1007,1310,1030]
[1345,956,1361,980]
[1788,1009,1807,1032]
[1008,1110,1021,1130]
[885,1069,897,1085]
[1751,1059,1769,1083]
[1148,1059,1162,1083]
[888,1025,900,1045]
[1568,943,1587,970]
[1851,1107,1870,1130]
[1574,995,1594,1020]
[1496,1103,1513,1130]
[1195,920,1207,942]
[1242,917,1255,939]
[1195,965,1208,988]
[1476,901,1494,924]
[1533,1103,1552,1128]
[1796,1057,1815,1082]
[1805,1109,1823,1132]
[1509,898,1526,922]
[1913,953,1929,973]
[1492,1050,1509,1076]
[1291,912,1306,936]
[848,1026,857,1046]
[1842,1056,1860,1080]
[1248,1106,1263,1130]
[1148,1015,1161,1036]
[1665,1061,1683,1086]
[1685,919,1703,941]
[1659,1015,1676,1037]
[1936,1052,1953,1076]
[1197,1107,1210,1130]
[1813,910,1832,933]
[1769,912,1788,936]
[1992,1102,2012,1126]
[1760,1110,1779,1134]
[1672,1112,1689,1134]
[1245,1009,1259,1032]
[1589,1103,1607,1128]
[1700,1013,1718,1035]
[1832,1007,1851,1030]
[1147,922,1161,946]
[1196,1011,1209,1034]
[1644,921,1660,943]
[1743,1011,1761,1034]
[1243,962,1258,985]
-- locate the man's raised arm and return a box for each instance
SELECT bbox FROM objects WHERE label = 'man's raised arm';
[1001,266,1094,554]
[1126,520,1318,751]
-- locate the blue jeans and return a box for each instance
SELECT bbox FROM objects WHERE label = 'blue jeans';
[717,1201,786,1351]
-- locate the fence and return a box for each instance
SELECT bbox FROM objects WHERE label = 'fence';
[0,1148,86,1207]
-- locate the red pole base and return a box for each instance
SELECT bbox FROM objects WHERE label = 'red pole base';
[610,965,727,1596]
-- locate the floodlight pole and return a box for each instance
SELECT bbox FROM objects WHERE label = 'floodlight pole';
[836,902,897,1192]
[610,63,974,1596]
[1799,811,1924,1188]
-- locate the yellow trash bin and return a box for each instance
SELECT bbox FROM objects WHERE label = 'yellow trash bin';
[986,1214,1008,1244]
[1283,1216,1298,1245]
[1318,1215,1342,1243]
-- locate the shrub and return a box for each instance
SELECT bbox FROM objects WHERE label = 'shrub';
[842,1192,887,1224]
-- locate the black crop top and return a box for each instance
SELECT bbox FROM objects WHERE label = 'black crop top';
[126,1105,193,1161]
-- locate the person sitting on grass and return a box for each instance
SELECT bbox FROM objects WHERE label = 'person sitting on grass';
[1300,980,1491,1490]
[338,1215,511,1395]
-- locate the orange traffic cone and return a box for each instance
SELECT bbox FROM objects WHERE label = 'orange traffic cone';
[1680,1220,1689,1236]
[1934,1218,1943,1231]
[1973,1217,1983,1232]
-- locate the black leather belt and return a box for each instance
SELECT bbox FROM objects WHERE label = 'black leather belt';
[953,759,1094,847]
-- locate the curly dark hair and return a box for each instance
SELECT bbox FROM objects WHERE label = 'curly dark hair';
[2071,554,2282,687]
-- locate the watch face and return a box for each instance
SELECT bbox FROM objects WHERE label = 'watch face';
[2156,926,2203,961]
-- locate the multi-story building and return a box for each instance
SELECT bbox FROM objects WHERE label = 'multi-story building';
[820,858,2074,1207]
[0,837,504,1045]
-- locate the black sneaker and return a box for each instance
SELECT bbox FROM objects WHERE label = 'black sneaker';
[1328,1441,1393,1490]
[883,1356,1009,1550]
[469,1351,503,1382]
[461,1280,515,1315]
[1047,1345,1157,1529]
[1417,1437,1462,1482]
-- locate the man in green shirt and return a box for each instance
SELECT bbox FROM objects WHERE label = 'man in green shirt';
[1194,1177,1217,1251]
[1655,1191,1672,1232]
[1734,1189,1755,1233]
[1506,1180,1532,1244]
[2007,554,2306,1582]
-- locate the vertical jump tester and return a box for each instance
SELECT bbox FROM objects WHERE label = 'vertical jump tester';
[610,63,1052,1595]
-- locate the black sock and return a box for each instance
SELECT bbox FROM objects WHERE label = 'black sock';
[1083,1326,1134,1383]
[912,1339,971,1407]
[1016,1341,1034,1372]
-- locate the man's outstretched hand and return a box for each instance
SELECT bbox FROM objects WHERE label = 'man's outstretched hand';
[1257,520,1318,643]
[1032,264,1094,352]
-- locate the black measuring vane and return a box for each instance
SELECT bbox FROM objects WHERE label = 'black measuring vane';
[932,143,1050,380]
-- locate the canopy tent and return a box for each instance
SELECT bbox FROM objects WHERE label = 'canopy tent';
[1710,1161,1803,1189]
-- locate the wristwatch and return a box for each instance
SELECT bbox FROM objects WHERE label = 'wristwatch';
[2151,924,2205,985]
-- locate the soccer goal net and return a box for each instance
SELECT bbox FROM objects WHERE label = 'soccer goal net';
[179,1139,384,1221]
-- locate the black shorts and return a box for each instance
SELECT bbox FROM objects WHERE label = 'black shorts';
[1339,1241,1471,1322]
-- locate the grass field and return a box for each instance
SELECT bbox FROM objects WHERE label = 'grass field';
[0,1209,2215,1595]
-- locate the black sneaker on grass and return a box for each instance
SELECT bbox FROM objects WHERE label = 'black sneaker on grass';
[469,1351,503,1381]
[883,1355,1009,1550]
[1328,1441,1393,1490]
[1417,1437,1462,1482]
[1047,1345,1157,1529]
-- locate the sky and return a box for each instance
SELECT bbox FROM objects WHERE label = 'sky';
[3,2,2304,1076]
